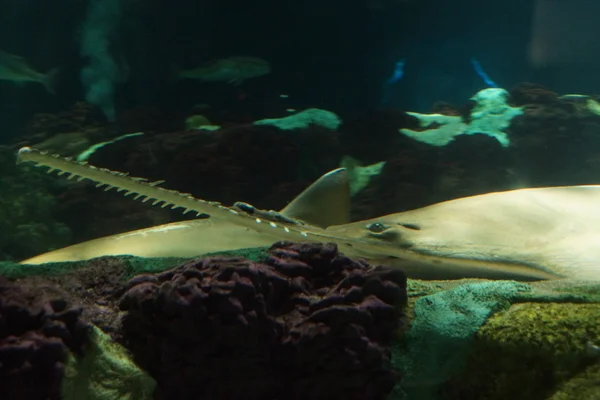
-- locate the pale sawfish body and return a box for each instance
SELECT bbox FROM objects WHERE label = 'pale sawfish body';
[15,147,600,281]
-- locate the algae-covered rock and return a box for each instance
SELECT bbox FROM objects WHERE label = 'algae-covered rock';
[389,279,600,400]
[550,363,600,400]
[391,281,531,400]
[62,326,155,400]
[443,302,600,400]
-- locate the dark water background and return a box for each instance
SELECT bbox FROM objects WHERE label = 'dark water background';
[0,0,599,141]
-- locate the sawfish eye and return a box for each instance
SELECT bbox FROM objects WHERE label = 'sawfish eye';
[366,222,388,233]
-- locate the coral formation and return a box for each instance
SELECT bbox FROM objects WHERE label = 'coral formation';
[399,88,523,147]
[119,241,407,400]
[26,102,109,138]
[13,102,118,157]
[340,155,386,196]
[0,276,89,400]
[509,82,560,106]
[76,132,145,162]
[184,114,216,130]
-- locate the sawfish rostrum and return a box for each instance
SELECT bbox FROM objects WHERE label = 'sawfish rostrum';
[16,146,600,281]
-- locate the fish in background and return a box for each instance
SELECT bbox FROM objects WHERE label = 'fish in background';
[380,57,499,107]
[380,58,406,105]
[174,56,271,85]
[470,57,498,88]
[0,50,58,94]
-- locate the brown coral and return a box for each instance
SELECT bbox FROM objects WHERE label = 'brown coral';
[10,102,119,157]
[508,83,561,106]
[0,277,90,400]
[119,241,407,400]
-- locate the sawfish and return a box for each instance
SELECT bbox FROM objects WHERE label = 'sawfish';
[15,147,600,281]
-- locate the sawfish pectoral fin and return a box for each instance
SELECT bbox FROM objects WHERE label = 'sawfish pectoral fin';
[19,218,289,265]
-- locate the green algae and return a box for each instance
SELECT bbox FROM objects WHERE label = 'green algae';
[550,363,600,400]
[389,279,600,400]
[118,246,269,279]
[0,246,270,280]
[62,326,156,400]
[444,302,600,400]
[0,256,187,280]
[391,281,531,400]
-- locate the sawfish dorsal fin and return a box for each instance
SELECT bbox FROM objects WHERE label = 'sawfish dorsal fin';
[279,168,350,228]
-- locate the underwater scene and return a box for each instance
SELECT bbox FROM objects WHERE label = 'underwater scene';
[3,0,600,399]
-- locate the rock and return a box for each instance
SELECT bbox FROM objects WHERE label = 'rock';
[389,278,600,400]
[0,276,89,399]
[119,241,408,400]
[445,302,600,400]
